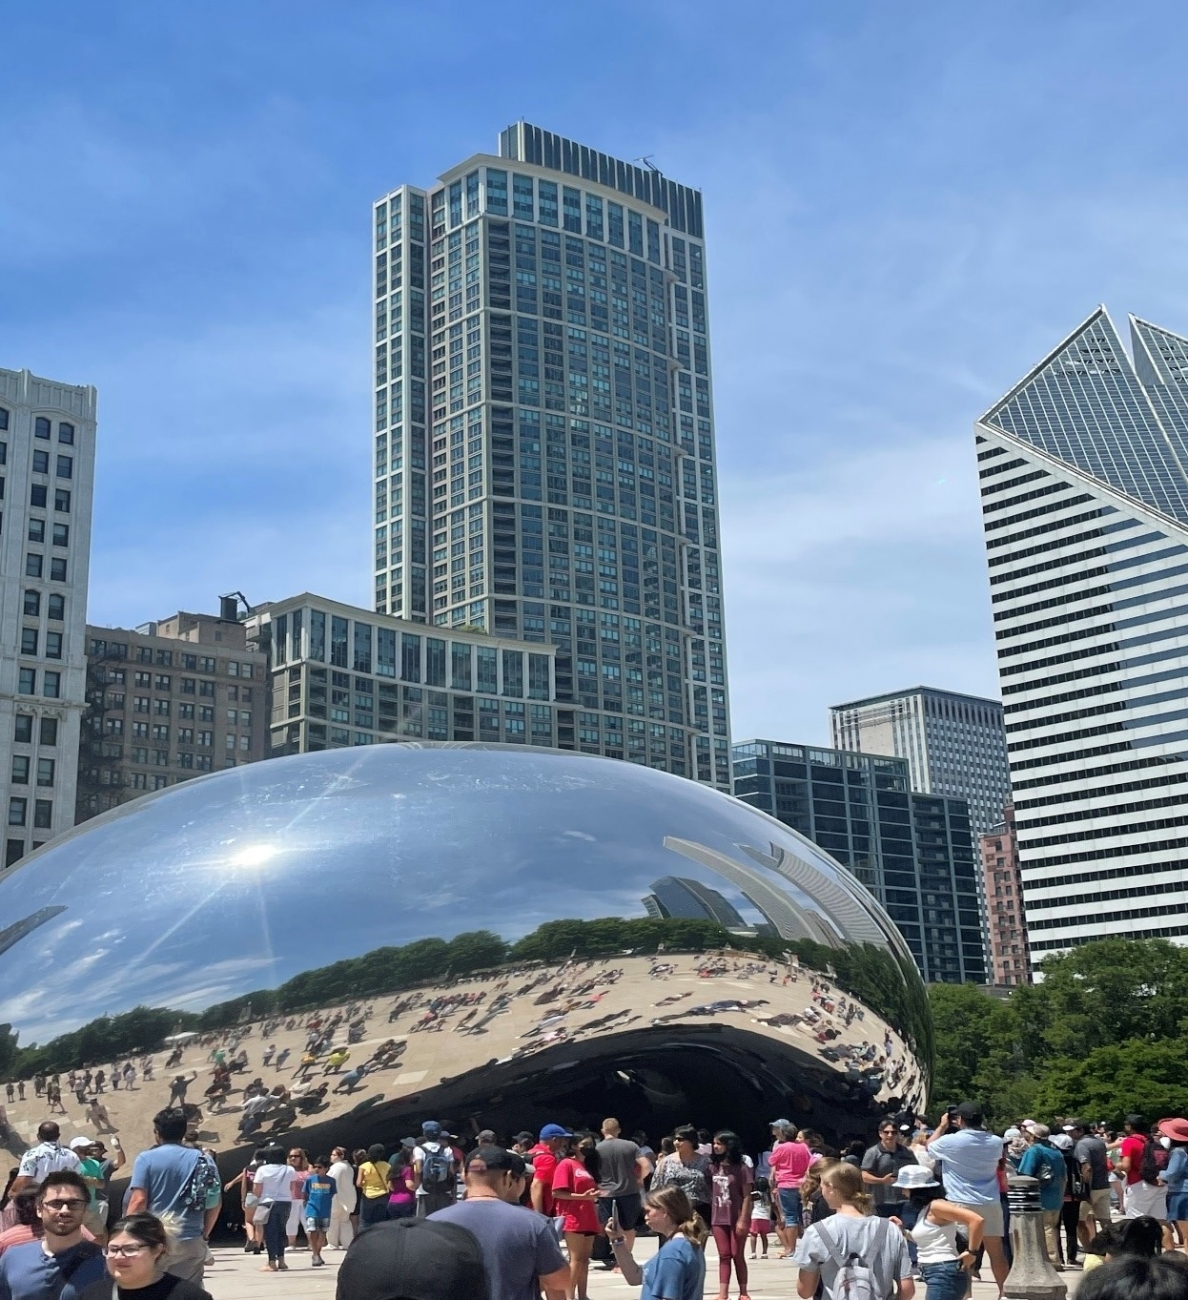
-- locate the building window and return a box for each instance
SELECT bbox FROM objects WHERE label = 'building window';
[24,554,42,578]
[55,455,72,479]
[18,669,35,695]
[50,558,66,582]
[43,672,60,699]
[33,800,52,829]
[20,629,37,656]
[45,632,62,659]
[7,799,26,827]
[4,841,23,868]
[11,757,28,785]
[58,423,74,445]
[54,489,70,513]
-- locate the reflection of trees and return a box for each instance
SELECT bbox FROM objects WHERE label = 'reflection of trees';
[5,918,932,1085]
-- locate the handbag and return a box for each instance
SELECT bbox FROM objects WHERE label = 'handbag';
[254,1200,274,1225]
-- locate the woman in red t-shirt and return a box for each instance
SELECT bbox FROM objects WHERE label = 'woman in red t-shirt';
[553,1135,601,1300]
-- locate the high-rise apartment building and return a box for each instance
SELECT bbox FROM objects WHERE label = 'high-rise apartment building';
[371,122,730,788]
[78,611,268,821]
[245,593,560,756]
[0,369,95,865]
[976,307,1188,964]
[829,686,1011,835]
[978,807,1030,986]
[732,739,986,984]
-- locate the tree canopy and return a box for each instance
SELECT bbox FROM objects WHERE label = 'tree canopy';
[928,938,1188,1126]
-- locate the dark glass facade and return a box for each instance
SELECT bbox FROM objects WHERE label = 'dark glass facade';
[733,740,986,984]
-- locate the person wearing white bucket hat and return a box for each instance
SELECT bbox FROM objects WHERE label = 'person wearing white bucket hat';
[890,1164,985,1300]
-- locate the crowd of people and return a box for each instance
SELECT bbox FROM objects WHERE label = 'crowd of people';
[4,1099,1188,1300]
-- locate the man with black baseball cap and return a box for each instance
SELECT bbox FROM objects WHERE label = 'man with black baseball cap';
[926,1102,1009,1294]
[430,1147,569,1300]
[336,1217,489,1300]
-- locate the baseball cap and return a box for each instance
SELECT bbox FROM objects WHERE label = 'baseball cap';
[953,1102,984,1125]
[421,1120,442,1138]
[539,1123,573,1140]
[335,1219,489,1300]
[1002,1127,1022,1141]
[466,1146,526,1177]
[769,1118,792,1129]
[1062,1121,1084,1132]
[68,1136,94,1151]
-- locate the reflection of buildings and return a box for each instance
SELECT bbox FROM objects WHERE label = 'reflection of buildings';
[733,740,986,984]
[663,835,854,948]
[642,876,749,930]
[0,905,66,958]
[0,369,96,867]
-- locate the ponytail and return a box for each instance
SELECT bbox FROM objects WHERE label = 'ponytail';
[645,1186,710,1250]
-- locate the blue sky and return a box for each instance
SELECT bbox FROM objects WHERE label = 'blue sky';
[4,0,1188,745]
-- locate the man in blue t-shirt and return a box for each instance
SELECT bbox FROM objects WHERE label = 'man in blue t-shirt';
[1018,1124,1067,1268]
[926,1102,1008,1292]
[430,1146,568,1300]
[0,1170,105,1300]
[127,1109,219,1284]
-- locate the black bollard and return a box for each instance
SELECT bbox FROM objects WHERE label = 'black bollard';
[1004,1174,1067,1300]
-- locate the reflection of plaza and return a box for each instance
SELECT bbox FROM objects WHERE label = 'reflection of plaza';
[0,948,924,1161]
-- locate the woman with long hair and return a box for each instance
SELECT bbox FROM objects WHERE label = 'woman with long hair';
[892,1165,984,1300]
[355,1144,391,1229]
[607,1185,708,1300]
[793,1163,914,1300]
[1158,1120,1188,1255]
[386,1147,417,1221]
[709,1131,752,1300]
[284,1149,309,1250]
[553,1134,601,1300]
[78,1212,210,1300]
[224,1151,264,1255]
[652,1126,712,1226]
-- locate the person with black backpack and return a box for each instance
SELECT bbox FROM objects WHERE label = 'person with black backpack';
[1118,1117,1168,1226]
[414,1122,456,1217]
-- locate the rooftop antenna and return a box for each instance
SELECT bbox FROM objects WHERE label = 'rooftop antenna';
[634,155,661,174]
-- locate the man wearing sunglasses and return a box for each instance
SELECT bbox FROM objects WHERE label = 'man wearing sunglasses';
[0,1170,106,1300]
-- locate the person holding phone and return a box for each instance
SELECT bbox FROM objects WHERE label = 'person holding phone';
[606,1186,707,1300]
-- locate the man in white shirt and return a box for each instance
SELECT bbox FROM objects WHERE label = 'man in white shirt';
[326,1146,356,1249]
[12,1122,79,1194]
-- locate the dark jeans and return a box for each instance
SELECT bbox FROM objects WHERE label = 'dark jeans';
[388,1200,415,1220]
[1060,1201,1080,1264]
[359,1196,389,1227]
[263,1202,290,1262]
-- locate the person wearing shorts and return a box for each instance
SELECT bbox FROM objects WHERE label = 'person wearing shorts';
[595,1119,649,1252]
[768,1121,812,1258]
[301,1157,335,1267]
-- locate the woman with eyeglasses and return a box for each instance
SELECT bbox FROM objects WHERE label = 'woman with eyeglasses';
[78,1213,211,1300]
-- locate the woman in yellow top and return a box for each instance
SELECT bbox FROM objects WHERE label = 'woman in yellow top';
[356,1144,392,1226]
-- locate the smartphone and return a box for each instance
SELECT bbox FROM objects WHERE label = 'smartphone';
[607,1204,620,1242]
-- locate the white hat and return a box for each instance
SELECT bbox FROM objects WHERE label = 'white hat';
[1051,1134,1073,1151]
[1002,1127,1022,1141]
[69,1136,94,1150]
[891,1164,940,1190]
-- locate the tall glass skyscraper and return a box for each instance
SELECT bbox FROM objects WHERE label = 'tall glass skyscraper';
[977,307,1188,965]
[371,123,730,788]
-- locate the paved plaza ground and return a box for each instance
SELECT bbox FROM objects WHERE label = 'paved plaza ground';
[200,1237,1054,1300]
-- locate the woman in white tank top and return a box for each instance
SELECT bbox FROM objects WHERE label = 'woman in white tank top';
[891,1166,985,1300]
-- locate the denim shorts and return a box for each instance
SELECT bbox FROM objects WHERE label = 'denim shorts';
[778,1187,803,1226]
[920,1260,969,1300]
[1169,1189,1188,1221]
[304,1216,330,1231]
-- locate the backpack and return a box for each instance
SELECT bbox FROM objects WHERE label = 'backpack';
[180,1150,221,1212]
[420,1142,453,1191]
[816,1219,889,1300]
[1139,1137,1161,1186]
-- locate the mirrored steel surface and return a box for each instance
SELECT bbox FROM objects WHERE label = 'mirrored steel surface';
[0,745,930,1153]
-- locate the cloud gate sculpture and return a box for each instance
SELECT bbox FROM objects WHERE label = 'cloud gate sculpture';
[0,745,930,1161]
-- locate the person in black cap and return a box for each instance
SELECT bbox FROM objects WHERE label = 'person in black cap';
[430,1147,569,1300]
[336,1217,489,1300]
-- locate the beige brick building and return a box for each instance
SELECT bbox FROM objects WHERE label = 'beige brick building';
[77,610,268,822]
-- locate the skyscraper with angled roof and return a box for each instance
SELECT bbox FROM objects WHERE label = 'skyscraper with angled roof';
[976,307,1188,967]
[370,123,730,789]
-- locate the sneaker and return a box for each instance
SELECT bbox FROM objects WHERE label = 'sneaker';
[312,1258,325,1268]
[278,1262,289,1272]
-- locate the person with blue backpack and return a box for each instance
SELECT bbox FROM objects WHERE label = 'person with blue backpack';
[414,1122,456,1217]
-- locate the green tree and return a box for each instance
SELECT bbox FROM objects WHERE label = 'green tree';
[1030,1039,1188,1124]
